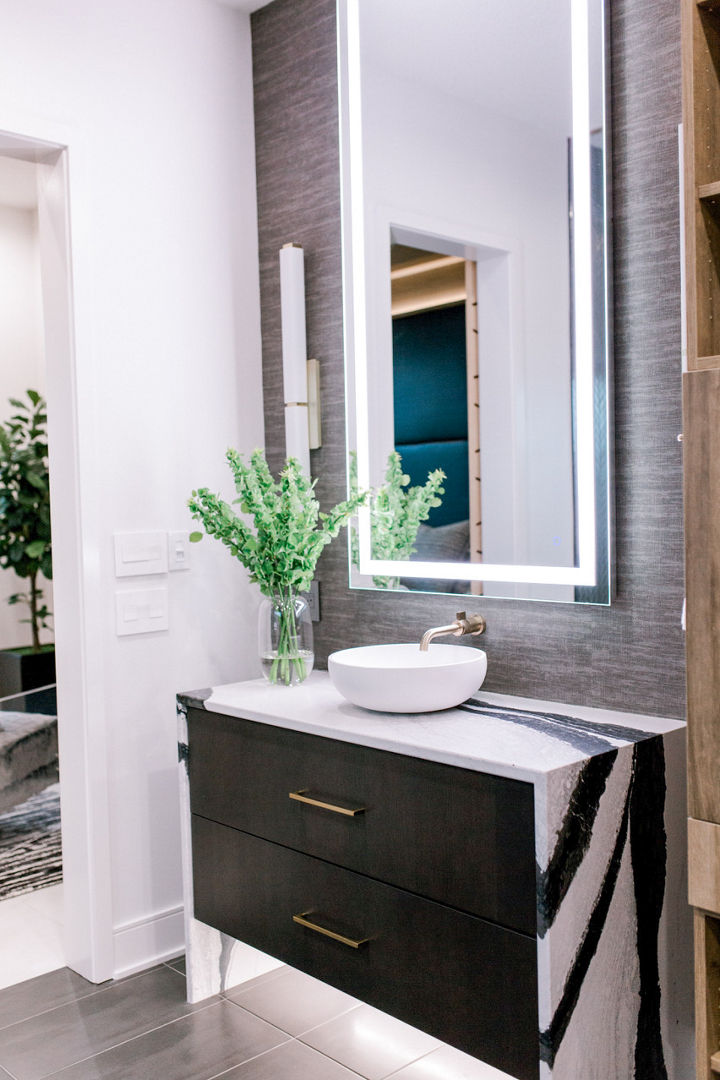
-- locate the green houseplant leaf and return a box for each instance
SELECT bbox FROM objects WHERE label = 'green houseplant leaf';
[0,390,53,651]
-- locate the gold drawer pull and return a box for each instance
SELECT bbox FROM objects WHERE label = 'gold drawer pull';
[289,789,365,816]
[292,911,369,949]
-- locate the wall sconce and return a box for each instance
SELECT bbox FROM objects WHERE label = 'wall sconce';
[279,243,321,475]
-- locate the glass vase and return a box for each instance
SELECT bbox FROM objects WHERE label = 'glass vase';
[258,588,314,686]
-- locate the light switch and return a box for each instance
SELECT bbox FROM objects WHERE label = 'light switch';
[114,531,168,577]
[168,531,191,572]
[116,587,169,636]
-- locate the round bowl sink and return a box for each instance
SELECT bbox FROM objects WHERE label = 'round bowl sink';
[327,643,487,714]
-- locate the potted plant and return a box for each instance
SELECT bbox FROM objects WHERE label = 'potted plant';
[189,448,366,686]
[0,390,55,696]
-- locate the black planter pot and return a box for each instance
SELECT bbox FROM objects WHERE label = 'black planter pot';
[0,647,56,698]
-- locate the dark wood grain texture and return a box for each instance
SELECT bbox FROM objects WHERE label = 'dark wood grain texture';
[251,0,685,718]
[192,816,539,1080]
[187,708,536,935]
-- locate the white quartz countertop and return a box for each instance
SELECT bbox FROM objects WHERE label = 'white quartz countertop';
[178,672,684,784]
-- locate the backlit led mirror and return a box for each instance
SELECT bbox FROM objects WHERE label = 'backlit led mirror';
[338,0,612,603]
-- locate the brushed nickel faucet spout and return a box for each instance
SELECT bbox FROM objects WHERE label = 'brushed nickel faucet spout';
[419,611,486,651]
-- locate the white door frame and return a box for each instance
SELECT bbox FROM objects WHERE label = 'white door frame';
[0,119,114,983]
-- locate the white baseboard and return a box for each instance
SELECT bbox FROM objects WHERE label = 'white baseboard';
[113,904,185,981]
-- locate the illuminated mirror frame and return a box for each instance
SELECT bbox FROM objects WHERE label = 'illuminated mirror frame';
[338,0,612,592]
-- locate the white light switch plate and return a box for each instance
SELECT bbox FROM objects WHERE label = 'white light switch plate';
[168,531,191,571]
[114,531,168,577]
[116,587,169,636]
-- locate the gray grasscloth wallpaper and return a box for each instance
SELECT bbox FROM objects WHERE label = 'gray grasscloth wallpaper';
[251,0,686,718]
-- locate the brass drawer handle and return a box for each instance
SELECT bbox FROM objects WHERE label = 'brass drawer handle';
[292,911,369,949]
[289,789,365,816]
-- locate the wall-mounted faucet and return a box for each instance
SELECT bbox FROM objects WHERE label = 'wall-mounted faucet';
[419,611,486,652]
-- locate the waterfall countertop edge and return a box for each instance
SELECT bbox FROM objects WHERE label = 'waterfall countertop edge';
[177,671,684,784]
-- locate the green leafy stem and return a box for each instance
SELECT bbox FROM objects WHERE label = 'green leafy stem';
[350,450,445,588]
[188,450,368,683]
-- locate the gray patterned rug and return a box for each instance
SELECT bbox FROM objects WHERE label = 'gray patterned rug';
[0,782,62,901]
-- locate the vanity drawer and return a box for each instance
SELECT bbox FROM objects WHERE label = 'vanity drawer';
[188,708,536,934]
[191,815,539,1080]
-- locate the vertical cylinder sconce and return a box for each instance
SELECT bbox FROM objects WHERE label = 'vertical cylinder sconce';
[280,243,311,475]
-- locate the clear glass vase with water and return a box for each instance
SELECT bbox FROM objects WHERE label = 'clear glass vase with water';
[258,588,314,686]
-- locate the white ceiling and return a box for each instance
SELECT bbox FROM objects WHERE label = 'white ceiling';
[0,157,38,211]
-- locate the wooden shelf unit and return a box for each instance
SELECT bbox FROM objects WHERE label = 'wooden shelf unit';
[683,2,720,1076]
[698,180,720,199]
[697,913,720,1079]
[684,0,720,364]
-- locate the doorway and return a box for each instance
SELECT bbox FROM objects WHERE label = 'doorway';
[0,155,62,986]
[0,128,113,985]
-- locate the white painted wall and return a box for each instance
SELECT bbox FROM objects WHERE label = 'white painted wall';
[0,199,54,650]
[0,0,264,977]
[361,64,575,580]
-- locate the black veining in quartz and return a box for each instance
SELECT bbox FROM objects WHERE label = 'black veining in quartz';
[629,738,668,1080]
[537,751,618,938]
[177,689,213,710]
[538,741,667,1071]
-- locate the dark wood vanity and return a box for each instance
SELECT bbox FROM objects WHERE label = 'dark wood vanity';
[179,677,689,1080]
[188,706,538,1079]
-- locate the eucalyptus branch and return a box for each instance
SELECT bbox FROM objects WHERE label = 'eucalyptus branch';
[188,449,368,597]
[350,450,445,588]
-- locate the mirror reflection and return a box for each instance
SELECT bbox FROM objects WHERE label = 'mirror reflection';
[341,0,611,603]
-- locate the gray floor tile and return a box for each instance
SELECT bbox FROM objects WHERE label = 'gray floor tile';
[385,1044,513,1080]
[219,1038,363,1079]
[223,965,287,997]
[0,964,205,1080]
[164,955,186,976]
[0,968,111,1033]
[38,1000,289,1080]
[226,965,359,1036]
[300,1004,441,1080]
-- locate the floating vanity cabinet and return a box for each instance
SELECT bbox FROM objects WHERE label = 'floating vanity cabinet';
[683,2,720,1075]
[188,710,536,935]
[188,710,537,1079]
[178,676,690,1080]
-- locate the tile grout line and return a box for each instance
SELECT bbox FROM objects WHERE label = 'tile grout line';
[223,992,363,1040]
[294,1016,443,1080]
[0,963,188,1034]
[29,998,226,1079]
[161,961,185,976]
[218,964,293,1000]
[379,1046,441,1080]
[0,984,111,1035]
[202,1037,296,1080]
[204,1035,369,1080]
[293,1002,364,1040]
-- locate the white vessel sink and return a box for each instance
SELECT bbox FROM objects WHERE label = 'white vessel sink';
[328,643,487,714]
